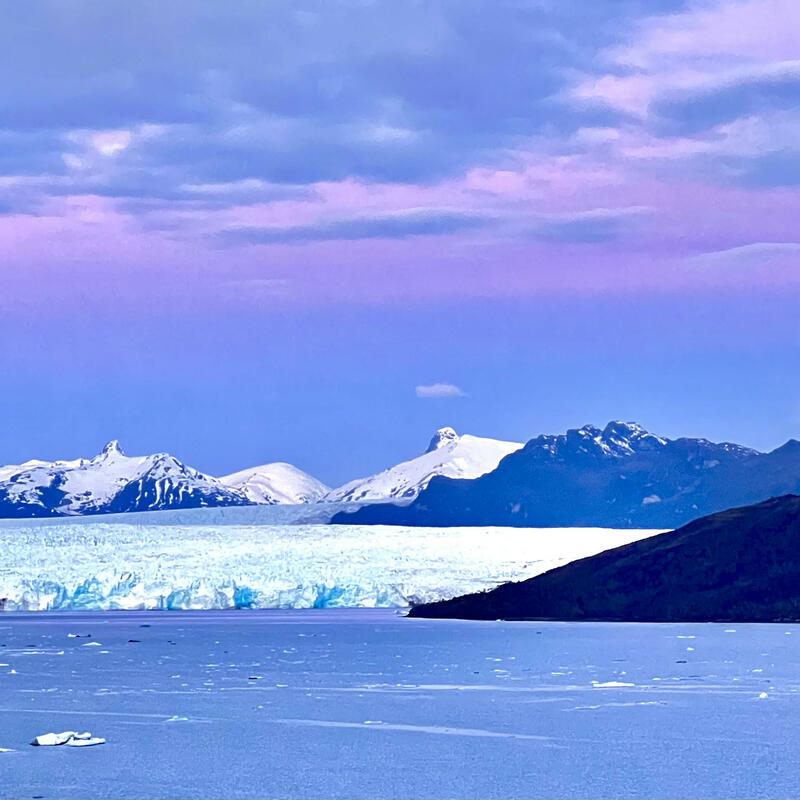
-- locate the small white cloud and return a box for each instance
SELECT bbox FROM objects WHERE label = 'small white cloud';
[415,383,465,399]
[92,129,132,157]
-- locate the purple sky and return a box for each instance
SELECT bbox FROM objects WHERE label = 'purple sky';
[2,0,800,484]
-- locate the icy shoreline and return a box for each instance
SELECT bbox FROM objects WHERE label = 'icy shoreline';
[0,518,659,611]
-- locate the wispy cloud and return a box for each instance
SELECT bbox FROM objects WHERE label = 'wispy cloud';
[522,207,653,244]
[652,61,800,136]
[216,208,492,246]
[415,383,465,399]
[689,242,800,268]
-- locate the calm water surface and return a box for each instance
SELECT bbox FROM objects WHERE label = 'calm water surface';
[0,609,797,798]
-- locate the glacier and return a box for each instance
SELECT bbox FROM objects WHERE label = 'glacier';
[0,513,660,611]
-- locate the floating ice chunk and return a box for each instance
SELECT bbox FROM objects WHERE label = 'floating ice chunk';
[0,747,14,753]
[31,731,81,746]
[758,692,769,699]
[592,681,635,688]
[82,642,102,647]
[31,731,105,747]
[65,736,105,747]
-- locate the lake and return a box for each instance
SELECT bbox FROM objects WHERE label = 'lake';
[0,609,796,798]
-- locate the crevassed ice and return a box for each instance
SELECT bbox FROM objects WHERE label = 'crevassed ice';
[0,520,659,611]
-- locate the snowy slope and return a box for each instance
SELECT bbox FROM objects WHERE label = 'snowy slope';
[220,462,329,504]
[324,427,523,503]
[0,458,81,482]
[0,517,659,610]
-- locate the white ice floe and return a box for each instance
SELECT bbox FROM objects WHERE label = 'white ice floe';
[592,681,635,688]
[31,731,105,747]
[65,736,105,747]
[0,517,660,610]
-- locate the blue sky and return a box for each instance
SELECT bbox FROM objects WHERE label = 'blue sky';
[2,1,800,484]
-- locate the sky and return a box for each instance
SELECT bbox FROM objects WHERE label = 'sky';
[2,0,800,485]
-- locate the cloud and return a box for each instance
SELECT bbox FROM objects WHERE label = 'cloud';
[564,0,800,189]
[522,207,653,244]
[4,0,796,265]
[688,242,800,268]
[652,62,800,136]
[707,149,800,188]
[0,1,662,203]
[415,383,465,399]
[216,208,492,246]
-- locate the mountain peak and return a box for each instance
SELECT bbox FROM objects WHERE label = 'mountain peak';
[425,427,459,453]
[602,420,648,439]
[98,440,125,459]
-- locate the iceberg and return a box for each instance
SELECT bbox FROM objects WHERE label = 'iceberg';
[0,515,659,611]
[31,731,105,747]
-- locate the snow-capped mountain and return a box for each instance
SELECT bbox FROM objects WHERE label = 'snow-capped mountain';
[0,442,334,518]
[0,428,522,518]
[335,421,796,529]
[220,463,329,504]
[0,441,251,518]
[324,427,523,503]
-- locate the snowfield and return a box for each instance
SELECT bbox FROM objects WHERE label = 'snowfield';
[0,517,659,611]
[219,461,329,504]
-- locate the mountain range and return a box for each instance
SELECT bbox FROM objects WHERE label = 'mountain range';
[5,421,800,524]
[0,427,514,518]
[0,440,327,518]
[408,494,800,622]
[334,421,800,529]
